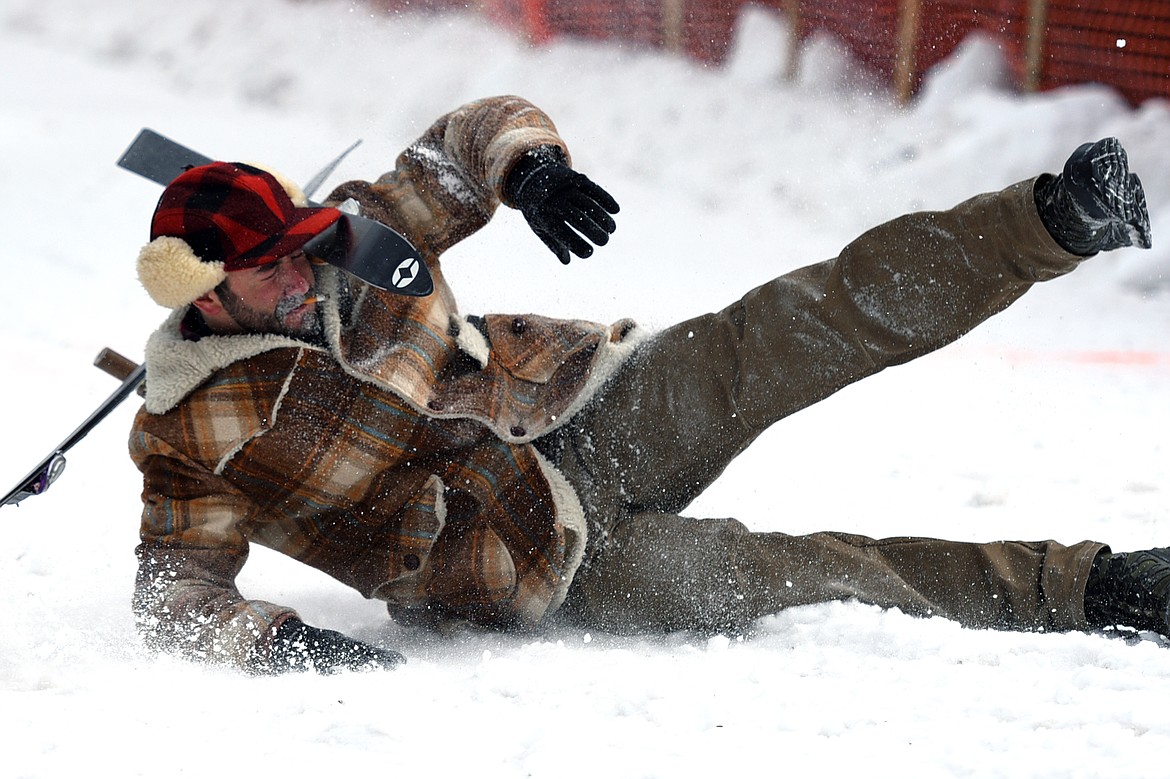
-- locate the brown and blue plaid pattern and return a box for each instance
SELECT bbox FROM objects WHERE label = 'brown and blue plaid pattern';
[132,347,571,661]
[131,97,627,666]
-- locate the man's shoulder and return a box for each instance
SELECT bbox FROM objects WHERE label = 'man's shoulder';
[132,347,307,472]
[140,308,318,415]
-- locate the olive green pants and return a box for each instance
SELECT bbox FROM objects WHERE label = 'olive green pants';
[537,185,1103,635]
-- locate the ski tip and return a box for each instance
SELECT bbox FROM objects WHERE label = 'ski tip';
[117,128,213,186]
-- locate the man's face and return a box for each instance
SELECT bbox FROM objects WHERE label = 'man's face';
[214,251,322,338]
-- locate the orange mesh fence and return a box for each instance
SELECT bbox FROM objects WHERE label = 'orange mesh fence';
[380,0,1170,104]
[782,0,1003,95]
[1035,1,1170,105]
[480,0,741,63]
[543,0,674,51]
[908,1,1010,89]
[759,0,1170,104]
[480,0,554,43]
[786,0,902,77]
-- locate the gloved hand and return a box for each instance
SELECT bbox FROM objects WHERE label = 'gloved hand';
[1034,137,1152,256]
[266,617,405,674]
[505,146,620,264]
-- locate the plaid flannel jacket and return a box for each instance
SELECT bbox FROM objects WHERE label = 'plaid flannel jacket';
[130,96,639,668]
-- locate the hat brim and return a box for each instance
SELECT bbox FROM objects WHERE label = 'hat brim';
[227,206,343,271]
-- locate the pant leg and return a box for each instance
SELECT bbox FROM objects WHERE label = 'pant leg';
[537,182,1072,526]
[557,512,1105,635]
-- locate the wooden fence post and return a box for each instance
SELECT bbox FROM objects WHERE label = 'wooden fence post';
[663,0,685,53]
[783,0,803,81]
[894,0,922,103]
[1024,0,1048,92]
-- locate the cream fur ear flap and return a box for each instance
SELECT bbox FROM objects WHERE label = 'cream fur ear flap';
[137,235,227,309]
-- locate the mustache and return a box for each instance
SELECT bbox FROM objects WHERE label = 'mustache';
[274,291,326,320]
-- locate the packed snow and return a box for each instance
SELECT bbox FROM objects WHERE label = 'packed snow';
[2,1,1169,777]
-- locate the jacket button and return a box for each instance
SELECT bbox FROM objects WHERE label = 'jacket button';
[510,425,527,438]
[403,554,420,571]
[511,317,527,335]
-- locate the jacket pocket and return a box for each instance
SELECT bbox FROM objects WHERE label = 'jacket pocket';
[422,487,518,608]
[370,474,447,603]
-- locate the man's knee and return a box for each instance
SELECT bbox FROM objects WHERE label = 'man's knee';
[561,513,755,634]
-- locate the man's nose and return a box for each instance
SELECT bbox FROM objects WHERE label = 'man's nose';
[280,261,312,295]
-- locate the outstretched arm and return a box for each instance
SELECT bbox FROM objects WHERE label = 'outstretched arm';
[327,95,586,258]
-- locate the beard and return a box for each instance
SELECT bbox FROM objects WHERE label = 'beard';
[217,285,326,345]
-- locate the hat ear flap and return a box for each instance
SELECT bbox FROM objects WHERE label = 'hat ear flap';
[137,235,227,309]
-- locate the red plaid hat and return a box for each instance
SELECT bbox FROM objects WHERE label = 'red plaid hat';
[137,161,341,308]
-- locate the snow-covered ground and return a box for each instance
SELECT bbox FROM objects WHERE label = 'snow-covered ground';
[2,2,1169,776]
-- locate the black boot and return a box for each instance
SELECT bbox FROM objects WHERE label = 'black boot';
[1084,549,1170,636]
[1034,137,1152,256]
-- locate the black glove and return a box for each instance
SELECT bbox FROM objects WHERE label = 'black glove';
[505,146,620,264]
[265,618,405,675]
[1034,137,1152,256]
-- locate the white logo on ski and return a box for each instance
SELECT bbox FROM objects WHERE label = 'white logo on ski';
[392,258,419,289]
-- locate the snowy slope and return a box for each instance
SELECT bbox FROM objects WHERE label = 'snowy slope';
[1,2,1169,777]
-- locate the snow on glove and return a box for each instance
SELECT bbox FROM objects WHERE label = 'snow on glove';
[1034,137,1152,256]
[266,617,405,675]
[505,146,620,264]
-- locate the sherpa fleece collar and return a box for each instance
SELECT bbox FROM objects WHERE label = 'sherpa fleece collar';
[141,261,380,414]
[142,307,320,415]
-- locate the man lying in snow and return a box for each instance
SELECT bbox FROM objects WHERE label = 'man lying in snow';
[129,95,1162,673]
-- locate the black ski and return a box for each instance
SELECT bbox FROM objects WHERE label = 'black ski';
[117,129,433,296]
[116,128,212,187]
[2,355,145,508]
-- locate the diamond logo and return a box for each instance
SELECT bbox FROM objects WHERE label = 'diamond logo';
[392,258,419,289]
